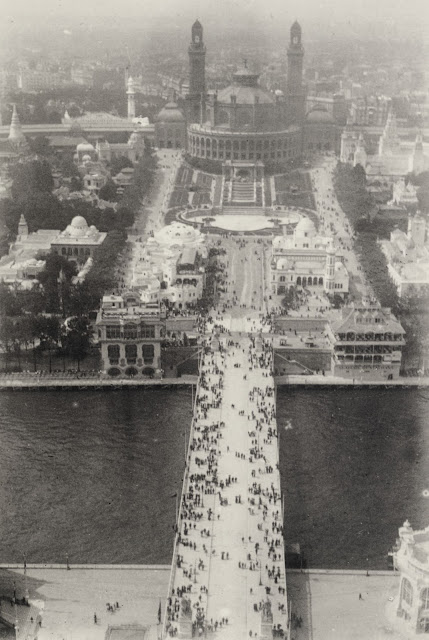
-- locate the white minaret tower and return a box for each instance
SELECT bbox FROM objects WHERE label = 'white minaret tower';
[8,104,26,147]
[410,133,425,175]
[353,133,367,169]
[325,239,336,293]
[127,76,136,120]
[18,214,28,239]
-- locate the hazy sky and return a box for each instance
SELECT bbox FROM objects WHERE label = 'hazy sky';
[2,0,428,48]
[3,0,429,28]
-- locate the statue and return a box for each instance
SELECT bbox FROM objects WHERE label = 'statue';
[180,596,192,619]
[262,600,273,623]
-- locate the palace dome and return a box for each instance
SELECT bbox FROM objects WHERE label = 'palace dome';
[272,236,287,250]
[154,222,202,247]
[71,216,88,229]
[295,217,316,237]
[156,102,185,123]
[62,216,89,238]
[276,257,289,270]
[306,107,335,124]
[76,141,95,152]
[217,66,274,105]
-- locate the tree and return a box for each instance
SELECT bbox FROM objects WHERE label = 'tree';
[62,316,91,371]
[11,160,54,201]
[281,286,301,312]
[38,254,77,314]
[0,316,14,371]
[117,206,134,228]
[60,156,81,179]
[32,315,61,373]
[110,155,133,176]
[0,282,23,316]
[98,179,118,202]
[0,198,22,236]
[70,175,83,191]
[29,135,51,157]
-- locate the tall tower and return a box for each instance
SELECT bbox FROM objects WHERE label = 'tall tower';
[127,76,136,120]
[353,133,367,169]
[325,239,336,292]
[18,214,28,239]
[187,19,206,123]
[8,104,27,148]
[286,21,306,124]
[409,132,425,174]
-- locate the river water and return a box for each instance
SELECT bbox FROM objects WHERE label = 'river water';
[0,387,428,569]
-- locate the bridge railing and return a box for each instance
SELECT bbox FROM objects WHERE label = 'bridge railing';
[162,346,206,638]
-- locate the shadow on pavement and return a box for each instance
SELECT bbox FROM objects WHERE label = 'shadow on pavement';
[286,570,313,640]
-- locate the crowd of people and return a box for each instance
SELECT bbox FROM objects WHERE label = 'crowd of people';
[164,239,288,639]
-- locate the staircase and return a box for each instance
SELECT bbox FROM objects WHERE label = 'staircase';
[231,179,255,204]
[221,206,266,215]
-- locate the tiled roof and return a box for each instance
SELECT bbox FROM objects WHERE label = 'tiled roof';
[331,305,405,334]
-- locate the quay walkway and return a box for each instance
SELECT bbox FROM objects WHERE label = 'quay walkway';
[1,370,428,391]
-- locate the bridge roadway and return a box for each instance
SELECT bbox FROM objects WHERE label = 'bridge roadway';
[164,239,289,640]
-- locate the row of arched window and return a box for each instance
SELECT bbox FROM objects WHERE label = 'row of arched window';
[401,578,429,608]
[57,247,91,257]
[108,343,155,363]
[189,135,296,151]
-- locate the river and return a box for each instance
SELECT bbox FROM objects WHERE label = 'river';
[0,387,428,569]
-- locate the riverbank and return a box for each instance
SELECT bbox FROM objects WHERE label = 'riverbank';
[0,374,198,390]
[1,372,428,390]
[0,566,402,640]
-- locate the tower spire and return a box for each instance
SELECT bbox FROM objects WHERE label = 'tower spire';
[287,21,305,124]
[127,76,136,120]
[8,104,25,143]
[187,19,206,123]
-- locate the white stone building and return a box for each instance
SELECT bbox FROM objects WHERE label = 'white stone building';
[51,216,107,265]
[340,113,429,178]
[391,179,419,209]
[270,217,349,296]
[392,520,429,634]
[131,222,207,310]
[380,214,429,297]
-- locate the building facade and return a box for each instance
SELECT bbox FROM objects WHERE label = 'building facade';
[340,113,429,177]
[96,292,165,378]
[152,20,342,162]
[181,20,314,164]
[327,300,405,380]
[380,214,429,297]
[51,216,106,265]
[392,520,429,634]
[270,217,349,295]
[155,102,187,149]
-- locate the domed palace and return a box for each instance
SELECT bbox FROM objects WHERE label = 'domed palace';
[270,217,349,295]
[154,20,339,159]
[391,520,429,634]
[154,102,187,150]
[51,216,107,265]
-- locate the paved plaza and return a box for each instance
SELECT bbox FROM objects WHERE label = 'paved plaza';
[0,567,408,640]
[0,566,169,640]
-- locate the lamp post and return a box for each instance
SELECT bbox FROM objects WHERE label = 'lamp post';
[24,553,29,602]
[14,611,19,640]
